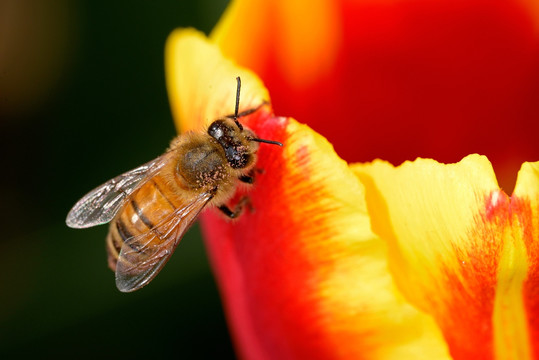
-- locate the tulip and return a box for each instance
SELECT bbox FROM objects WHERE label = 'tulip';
[165,0,539,358]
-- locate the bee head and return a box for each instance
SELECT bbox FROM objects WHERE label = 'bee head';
[208,119,257,169]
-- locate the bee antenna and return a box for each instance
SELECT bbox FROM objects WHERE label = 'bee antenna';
[234,77,282,147]
[234,76,243,131]
[248,137,283,147]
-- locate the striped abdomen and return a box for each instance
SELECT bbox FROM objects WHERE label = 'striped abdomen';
[106,173,182,271]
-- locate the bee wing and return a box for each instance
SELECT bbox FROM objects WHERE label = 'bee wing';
[66,153,173,229]
[115,192,213,292]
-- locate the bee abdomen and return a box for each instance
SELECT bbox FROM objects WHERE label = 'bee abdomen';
[106,175,179,271]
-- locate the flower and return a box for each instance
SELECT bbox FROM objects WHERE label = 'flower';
[165,0,539,359]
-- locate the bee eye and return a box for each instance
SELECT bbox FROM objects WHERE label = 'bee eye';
[208,120,230,140]
[213,128,223,139]
[208,125,223,139]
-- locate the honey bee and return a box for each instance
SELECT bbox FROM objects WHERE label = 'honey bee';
[66,77,282,292]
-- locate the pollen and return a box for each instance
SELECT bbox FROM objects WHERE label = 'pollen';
[195,165,227,188]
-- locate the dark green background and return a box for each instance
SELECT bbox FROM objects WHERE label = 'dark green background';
[0,1,236,358]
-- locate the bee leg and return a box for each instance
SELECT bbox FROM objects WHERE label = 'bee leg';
[239,175,254,184]
[238,168,265,184]
[218,205,238,218]
[218,197,252,219]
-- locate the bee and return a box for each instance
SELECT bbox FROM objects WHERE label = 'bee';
[66,77,282,292]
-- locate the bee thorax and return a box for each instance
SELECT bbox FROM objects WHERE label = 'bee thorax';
[176,141,231,190]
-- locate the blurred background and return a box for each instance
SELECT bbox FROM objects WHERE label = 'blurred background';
[0,0,236,358]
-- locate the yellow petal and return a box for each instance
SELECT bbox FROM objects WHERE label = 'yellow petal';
[165,28,269,133]
[512,161,539,360]
[514,162,539,198]
[352,155,537,359]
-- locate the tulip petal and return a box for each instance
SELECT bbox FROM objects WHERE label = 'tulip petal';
[514,162,539,359]
[165,29,450,359]
[165,28,269,133]
[201,118,450,360]
[353,156,539,359]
